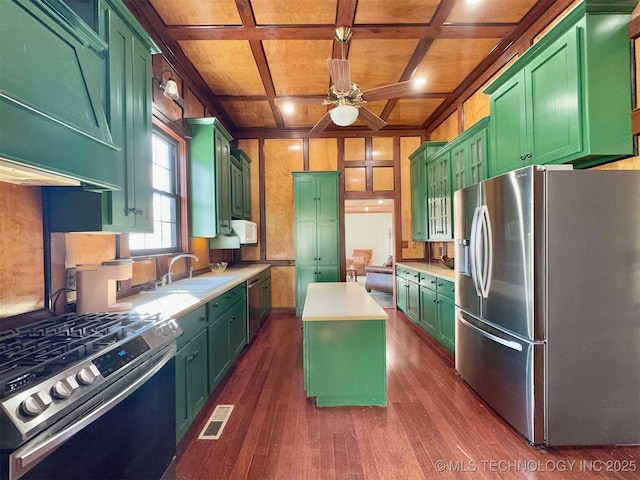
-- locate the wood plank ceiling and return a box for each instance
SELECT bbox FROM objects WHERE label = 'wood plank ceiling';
[131,0,555,134]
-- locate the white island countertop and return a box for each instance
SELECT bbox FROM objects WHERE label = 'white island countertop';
[302,282,388,322]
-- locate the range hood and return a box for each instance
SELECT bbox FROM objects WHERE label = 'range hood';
[0,0,120,190]
[209,233,241,250]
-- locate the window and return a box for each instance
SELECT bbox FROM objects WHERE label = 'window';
[129,130,180,253]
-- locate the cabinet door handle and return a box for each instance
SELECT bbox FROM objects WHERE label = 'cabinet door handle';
[527,153,532,159]
[199,316,206,322]
[520,155,526,161]
[128,208,143,215]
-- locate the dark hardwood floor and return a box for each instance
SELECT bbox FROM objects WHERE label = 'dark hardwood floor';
[176,309,640,480]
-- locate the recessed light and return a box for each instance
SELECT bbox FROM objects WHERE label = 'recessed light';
[282,104,295,114]
[412,77,427,88]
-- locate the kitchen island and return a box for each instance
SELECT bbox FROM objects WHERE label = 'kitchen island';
[302,282,387,407]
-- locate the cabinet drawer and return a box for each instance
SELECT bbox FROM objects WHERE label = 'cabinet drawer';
[436,279,455,298]
[207,293,231,323]
[177,306,207,349]
[419,273,437,290]
[224,283,246,306]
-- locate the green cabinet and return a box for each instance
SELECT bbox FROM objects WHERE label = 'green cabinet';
[451,117,489,191]
[230,156,244,219]
[396,266,456,354]
[206,283,247,393]
[44,0,159,233]
[409,141,446,241]
[0,0,120,189]
[485,1,634,175]
[418,273,456,354]
[187,118,234,238]
[230,149,253,220]
[426,151,452,241]
[293,172,340,317]
[395,266,419,324]
[175,306,208,442]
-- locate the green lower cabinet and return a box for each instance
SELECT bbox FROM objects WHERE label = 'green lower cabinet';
[304,320,386,407]
[175,329,208,442]
[207,315,230,392]
[437,294,455,354]
[398,269,456,355]
[228,300,247,358]
[419,286,438,338]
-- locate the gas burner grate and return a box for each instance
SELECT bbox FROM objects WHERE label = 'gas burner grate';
[0,312,161,399]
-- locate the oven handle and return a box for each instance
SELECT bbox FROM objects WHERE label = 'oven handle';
[10,344,176,480]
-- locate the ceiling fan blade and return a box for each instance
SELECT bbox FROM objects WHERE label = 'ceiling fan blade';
[274,96,325,106]
[327,58,351,93]
[358,107,387,131]
[310,111,333,134]
[362,79,424,102]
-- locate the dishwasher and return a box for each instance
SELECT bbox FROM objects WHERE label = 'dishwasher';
[247,275,261,343]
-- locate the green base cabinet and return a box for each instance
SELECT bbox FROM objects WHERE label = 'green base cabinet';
[397,267,456,355]
[207,284,247,393]
[187,118,234,238]
[304,320,386,407]
[293,172,340,317]
[485,1,634,176]
[175,306,208,443]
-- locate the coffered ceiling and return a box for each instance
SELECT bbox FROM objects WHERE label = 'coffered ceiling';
[128,0,565,134]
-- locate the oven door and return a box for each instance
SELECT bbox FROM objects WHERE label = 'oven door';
[4,346,176,480]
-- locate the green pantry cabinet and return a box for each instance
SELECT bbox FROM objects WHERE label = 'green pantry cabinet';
[45,0,160,233]
[396,265,456,354]
[175,283,247,442]
[293,172,340,317]
[409,118,489,242]
[485,1,634,176]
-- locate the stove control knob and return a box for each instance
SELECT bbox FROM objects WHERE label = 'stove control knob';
[51,376,79,400]
[20,391,53,417]
[158,319,179,337]
[76,365,100,386]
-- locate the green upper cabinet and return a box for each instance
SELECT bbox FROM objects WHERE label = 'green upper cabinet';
[0,0,120,189]
[426,151,452,241]
[485,1,634,176]
[294,172,339,222]
[409,141,446,241]
[230,149,253,220]
[451,117,489,191]
[45,0,160,233]
[230,156,244,219]
[187,118,234,237]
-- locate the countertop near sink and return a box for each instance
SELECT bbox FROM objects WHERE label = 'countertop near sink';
[130,264,270,320]
[395,262,456,282]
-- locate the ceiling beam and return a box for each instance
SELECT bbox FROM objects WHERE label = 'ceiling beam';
[167,24,516,41]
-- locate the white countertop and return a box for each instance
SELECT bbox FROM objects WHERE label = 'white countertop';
[127,264,270,320]
[396,262,456,282]
[302,282,388,322]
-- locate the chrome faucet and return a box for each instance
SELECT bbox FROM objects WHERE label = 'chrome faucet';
[164,254,199,285]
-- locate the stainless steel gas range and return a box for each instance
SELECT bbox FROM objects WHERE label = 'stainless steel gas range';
[0,311,181,480]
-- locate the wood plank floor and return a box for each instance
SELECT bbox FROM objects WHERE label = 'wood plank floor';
[175,309,640,480]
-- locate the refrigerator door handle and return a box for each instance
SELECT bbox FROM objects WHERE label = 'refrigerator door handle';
[469,206,483,297]
[478,205,493,298]
[458,315,523,352]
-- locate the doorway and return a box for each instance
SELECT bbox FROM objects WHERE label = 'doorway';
[344,199,394,286]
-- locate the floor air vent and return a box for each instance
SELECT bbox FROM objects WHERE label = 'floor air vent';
[198,404,234,440]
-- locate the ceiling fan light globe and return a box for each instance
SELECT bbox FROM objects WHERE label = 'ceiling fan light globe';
[330,105,359,126]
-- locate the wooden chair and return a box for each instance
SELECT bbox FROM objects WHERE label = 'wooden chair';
[346,249,373,276]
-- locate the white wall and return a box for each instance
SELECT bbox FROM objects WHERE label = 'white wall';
[344,212,393,266]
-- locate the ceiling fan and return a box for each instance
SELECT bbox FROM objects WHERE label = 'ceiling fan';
[275,27,427,134]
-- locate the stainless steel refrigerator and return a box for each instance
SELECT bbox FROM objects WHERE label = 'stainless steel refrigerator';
[454,165,640,446]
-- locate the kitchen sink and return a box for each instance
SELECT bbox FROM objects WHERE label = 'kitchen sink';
[140,276,234,294]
